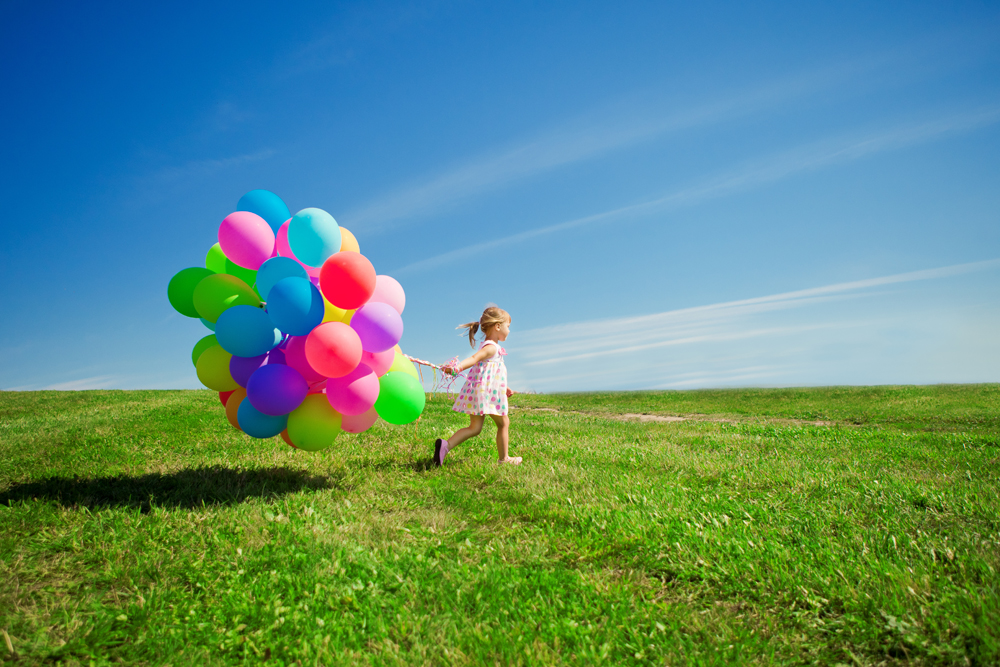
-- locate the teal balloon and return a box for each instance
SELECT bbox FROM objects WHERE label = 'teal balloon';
[238,189,291,234]
[200,318,215,331]
[256,256,308,301]
[237,400,287,438]
[287,208,341,267]
[215,305,282,357]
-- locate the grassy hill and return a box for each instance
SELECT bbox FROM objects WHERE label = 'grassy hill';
[1,386,998,665]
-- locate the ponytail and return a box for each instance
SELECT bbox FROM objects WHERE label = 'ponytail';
[457,321,480,348]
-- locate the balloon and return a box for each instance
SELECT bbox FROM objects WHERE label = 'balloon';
[287,208,341,267]
[374,371,425,425]
[215,305,282,358]
[237,189,291,234]
[339,227,360,253]
[341,406,379,434]
[266,276,325,336]
[284,335,326,383]
[322,296,354,324]
[219,390,235,406]
[225,387,247,431]
[361,348,394,376]
[205,243,228,273]
[192,334,217,367]
[192,273,260,323]
[286,394,341,451]
[224,259,259,296]
[351,301,403,353]
[280,429,297,448]
[388,349,419,379]
[196,344,238,391]
[168,267,214,318]
[219,211,275,270]
[319,252,376,309]
[305,322,363,378]
[369,275,405,314]
[326,363,379,416]
[256,256,308,301]
[230,353,267,388]
[276,220,320,278]
[200,318,215,331]
[246,364,308,415]
[238,400,288,438]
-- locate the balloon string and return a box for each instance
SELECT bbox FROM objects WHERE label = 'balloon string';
[404,354,465,397]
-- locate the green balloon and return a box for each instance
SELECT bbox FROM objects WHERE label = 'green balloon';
[224,258,261,298]
[375,371,426,425]
[195,344,237,391]
[192,273,260,323]
[205,243,228,273]
[192,334,217,367]
[168,267,214,318]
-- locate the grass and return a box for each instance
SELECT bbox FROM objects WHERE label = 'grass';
[1,385,998,666]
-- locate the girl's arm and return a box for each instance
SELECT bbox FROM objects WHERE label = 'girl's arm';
[443,345,496,375]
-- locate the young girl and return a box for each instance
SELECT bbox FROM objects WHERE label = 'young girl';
[434,306,520,466]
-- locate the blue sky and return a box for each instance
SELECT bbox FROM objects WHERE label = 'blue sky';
[2,1,999,391]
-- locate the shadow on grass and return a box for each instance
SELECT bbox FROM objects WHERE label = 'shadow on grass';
[0,466,340,511]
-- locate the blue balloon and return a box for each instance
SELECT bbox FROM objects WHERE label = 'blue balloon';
[257,257,308,300]
[237,189,291,234]
[215,305,283,357]
[266,277,325,336]
[237,400,288,438]
[287,208,341,267]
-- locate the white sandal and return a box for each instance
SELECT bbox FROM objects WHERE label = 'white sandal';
[498,457,522,465]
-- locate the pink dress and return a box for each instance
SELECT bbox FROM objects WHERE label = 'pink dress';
[453,341,508,416]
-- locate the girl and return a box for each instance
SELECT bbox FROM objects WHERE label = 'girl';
[434,306,520,466]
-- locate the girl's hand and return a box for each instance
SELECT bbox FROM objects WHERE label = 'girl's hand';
[506,388,515,398]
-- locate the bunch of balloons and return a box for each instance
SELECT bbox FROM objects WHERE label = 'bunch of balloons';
[167,190,425,451]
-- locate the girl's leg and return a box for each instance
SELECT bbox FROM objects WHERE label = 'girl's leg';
[446,415,484,449]
[489,414,513,461]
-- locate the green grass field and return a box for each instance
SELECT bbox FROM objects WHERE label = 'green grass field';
[1,386,998,666]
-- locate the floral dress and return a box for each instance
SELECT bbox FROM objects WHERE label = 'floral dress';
[453,341,508,416]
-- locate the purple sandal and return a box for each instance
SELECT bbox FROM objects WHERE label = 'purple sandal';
[433,438,450,466]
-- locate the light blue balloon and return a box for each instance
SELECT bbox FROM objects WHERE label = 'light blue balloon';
[237,400,288,438]
[256,257,309,301]
[266,277,325,336]
[287,208,341,267]
[237,189,291,234]
[215,305,283,357]
[200,318,215,331]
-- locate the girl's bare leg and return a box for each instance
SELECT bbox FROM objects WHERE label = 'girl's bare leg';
[490,414,510,460]
[446,415,484,449]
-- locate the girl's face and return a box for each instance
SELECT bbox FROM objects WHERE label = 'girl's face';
[493,318,511,341]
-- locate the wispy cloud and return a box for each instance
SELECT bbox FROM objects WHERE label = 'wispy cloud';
[40,375,120,391]
[509,258,1000,390]
[395,105,1000,275]
[347,60,891,232]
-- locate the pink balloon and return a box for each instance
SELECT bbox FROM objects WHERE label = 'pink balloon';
[276,220,320,278]
[284,336,325,383]
[326,363,379,415]
[368,275,405,314]
[361,348,394,376]
[341,406,378,434]
[219,211,275,270]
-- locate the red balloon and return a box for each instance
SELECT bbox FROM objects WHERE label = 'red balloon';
[219,390,235,406]
[319,252,376,309]
[305,322,363,378]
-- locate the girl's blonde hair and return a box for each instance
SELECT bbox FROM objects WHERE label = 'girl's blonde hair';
[458,306,510,348]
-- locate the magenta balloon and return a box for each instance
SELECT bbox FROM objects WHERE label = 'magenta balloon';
[341,406,378,434]
[246,364,308,416]
[351,302,403,353]
[361,348,394,376]
[326,363,379,416]
[218,211,275,270]
[369,275,405,314]
[275,220,320,278]
[283,335,325,383]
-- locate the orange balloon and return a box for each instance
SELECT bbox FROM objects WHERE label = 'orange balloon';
[280,429,297,449]
[225,388,247,431]
[339,227,360,253]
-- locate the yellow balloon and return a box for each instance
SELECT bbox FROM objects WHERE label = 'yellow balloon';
[339,227,360,254]
[287,394,342,452]
[196,344,238,391]
[322,296,354,324]
[388,349,419,379]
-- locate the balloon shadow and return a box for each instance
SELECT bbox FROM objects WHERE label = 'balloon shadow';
[0,466,340,512]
